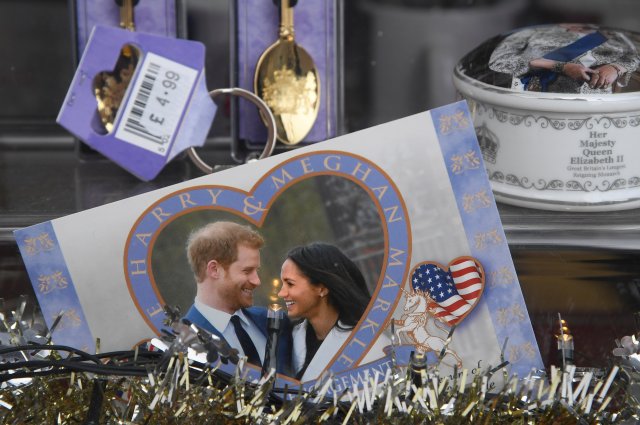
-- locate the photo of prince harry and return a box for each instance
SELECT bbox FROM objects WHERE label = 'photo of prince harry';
[184,221,291,374]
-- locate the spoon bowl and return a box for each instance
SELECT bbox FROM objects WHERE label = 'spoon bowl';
[254,0,320,145]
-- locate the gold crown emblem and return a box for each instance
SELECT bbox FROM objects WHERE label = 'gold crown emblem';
[262,65,317,115]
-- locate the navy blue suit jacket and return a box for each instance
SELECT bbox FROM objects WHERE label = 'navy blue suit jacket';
[184,305,292,376]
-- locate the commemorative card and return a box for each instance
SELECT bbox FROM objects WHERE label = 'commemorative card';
[16,101,543,393]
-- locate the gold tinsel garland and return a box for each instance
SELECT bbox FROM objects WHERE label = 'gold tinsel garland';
[0,305,639,424]
[1,358,637,424]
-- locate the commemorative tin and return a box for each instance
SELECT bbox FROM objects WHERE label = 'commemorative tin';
[453,24,640,211]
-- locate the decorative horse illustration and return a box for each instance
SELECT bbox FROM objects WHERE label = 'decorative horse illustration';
[393,289,463,367]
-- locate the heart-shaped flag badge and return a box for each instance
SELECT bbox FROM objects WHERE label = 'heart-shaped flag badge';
[409,256,484,326]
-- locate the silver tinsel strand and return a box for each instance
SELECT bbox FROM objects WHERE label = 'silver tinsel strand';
[0,302,638,424]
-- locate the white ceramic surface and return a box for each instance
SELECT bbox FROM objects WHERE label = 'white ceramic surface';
[453,24,640,211]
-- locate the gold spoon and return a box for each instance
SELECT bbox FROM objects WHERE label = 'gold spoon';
[93,46,138,133]
[254,0,320,145]
[93,0,137,133]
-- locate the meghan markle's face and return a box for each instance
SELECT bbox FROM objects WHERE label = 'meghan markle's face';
[278,258,325,320]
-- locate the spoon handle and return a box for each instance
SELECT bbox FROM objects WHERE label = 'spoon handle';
[279,0,294,40]
[119,0,135,31]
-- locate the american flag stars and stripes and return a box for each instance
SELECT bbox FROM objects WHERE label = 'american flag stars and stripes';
[410,257,484,326]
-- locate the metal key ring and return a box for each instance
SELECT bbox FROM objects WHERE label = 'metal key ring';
[188,87,277,174]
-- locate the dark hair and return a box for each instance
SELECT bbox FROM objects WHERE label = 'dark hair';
[286,242,371,330]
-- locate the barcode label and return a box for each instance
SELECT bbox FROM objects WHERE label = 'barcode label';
[115,52,198,156]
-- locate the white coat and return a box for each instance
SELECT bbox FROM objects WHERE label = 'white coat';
[292,319,351,381]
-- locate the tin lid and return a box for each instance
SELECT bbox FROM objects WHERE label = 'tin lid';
[455,24,640,95]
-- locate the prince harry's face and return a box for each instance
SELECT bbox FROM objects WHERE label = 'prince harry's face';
[213,244,261,314]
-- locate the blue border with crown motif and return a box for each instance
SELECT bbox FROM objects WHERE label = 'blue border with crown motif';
[431,101,543,378]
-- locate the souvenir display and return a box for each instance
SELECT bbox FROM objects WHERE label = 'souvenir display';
[232,0,341,159]
[254,0,320,146]
[71,0,184,158]
[453,23,640,211]
[4,1,640,422]
[58,26,217,181]
[16,101,542,395]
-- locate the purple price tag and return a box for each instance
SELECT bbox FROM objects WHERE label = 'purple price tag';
[58,26,216,181]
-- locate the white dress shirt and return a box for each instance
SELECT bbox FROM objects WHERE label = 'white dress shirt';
[194,298,266,364]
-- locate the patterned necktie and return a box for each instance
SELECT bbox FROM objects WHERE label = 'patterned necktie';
[230,315,261,366]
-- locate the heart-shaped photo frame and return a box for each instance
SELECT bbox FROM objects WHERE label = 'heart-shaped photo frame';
[124,151,411,384]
